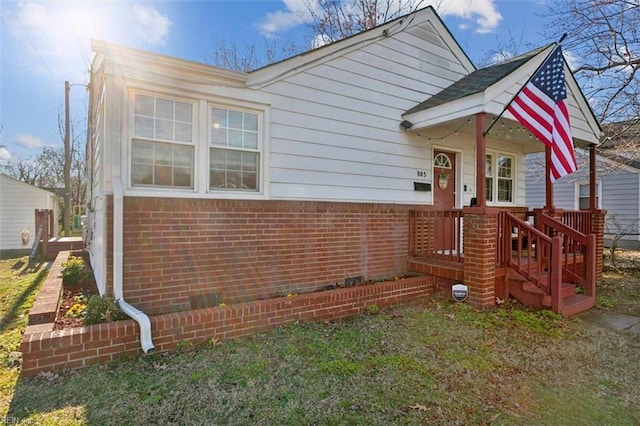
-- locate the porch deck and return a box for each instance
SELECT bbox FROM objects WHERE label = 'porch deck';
[407,208,599,316]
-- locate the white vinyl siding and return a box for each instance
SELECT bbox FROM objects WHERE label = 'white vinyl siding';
[0,175,58,250]
[260,19,470,203]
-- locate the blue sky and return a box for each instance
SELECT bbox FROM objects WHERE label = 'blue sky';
[0,0,550,165]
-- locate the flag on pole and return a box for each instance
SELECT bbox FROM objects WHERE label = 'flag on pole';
[507,46,576,182]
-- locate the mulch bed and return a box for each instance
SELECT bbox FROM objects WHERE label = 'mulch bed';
[53,250,99,330]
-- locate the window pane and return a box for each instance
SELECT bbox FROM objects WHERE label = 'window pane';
[244,131,258,149]
[174,146,192,167]
[498,156,512,178]
[132,141,153,164]
[229,111,243,129]
[134,117,154,138]
[227,151,242,170]
[210,149,226,169]
[485,155,492,176]
[579,184,589,197]
[135,95,154,116]
[211,108,227,128]
[244,113,258,131]
[155,144,172,165]
[243,172,257,190]
[498,179,513,202]
[156,98,174,120]
[175,122,192,143]
[156,119,173,141]
[175,101,192,122]
[210,170,226,188]
[242,152,257,172]
[228,130,243,148]
[174,167,192,187]
[133,165,153,185]
[486,177,493,202]
[155,165,173,186]
[211,127,227,146]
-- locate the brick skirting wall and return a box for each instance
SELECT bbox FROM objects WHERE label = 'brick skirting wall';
[21,274,435,377]
[106,197,430,315]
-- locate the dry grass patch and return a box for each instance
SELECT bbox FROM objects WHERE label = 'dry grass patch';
[1,252,640,424]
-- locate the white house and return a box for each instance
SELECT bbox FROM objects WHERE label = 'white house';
[0,173,59,251]
[85,7,603,353]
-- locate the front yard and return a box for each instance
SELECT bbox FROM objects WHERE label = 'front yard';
[0,250,638,424]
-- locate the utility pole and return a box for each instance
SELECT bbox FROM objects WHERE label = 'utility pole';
[64,81,71,237]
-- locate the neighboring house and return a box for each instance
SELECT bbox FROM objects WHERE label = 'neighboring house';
[527,121,640,249]
[0,173,59,251]
[85,6,603,351]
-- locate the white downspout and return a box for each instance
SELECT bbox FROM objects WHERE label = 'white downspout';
[113,178,155,353]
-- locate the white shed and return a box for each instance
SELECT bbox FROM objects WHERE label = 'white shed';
[0,174,59,251]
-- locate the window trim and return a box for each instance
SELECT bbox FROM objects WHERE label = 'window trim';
[128,91,198,192]
[125,86,270,199]
[485,151,517,205]
[207,104,263,193]
[576,181,602,210]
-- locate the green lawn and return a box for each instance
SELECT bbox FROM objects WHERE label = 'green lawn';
[1,252,639,425]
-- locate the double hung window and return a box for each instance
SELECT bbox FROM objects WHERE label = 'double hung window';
[132,94,194,188]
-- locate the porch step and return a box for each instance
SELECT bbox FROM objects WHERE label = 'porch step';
[507,272,591,316]
[561,294,595,317]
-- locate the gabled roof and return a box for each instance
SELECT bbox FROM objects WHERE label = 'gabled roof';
[0,173,60,198]
[402,44,602,146]
[404,46,547,115]
[598,120,640,169]
[247,6,475,88]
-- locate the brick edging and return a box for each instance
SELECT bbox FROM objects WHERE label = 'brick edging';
[21,275,435,377]
[28,251,70,325]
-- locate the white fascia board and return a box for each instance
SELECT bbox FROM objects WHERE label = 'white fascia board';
[404,93,484,130]
[92,39,248,87]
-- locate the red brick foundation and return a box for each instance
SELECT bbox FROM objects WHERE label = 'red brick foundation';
[21,274,435,377]
[107,197,429,315]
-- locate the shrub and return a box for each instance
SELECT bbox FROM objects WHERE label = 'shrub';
[61,255,91,286]
[84,295,128,325]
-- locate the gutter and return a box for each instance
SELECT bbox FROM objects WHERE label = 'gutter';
[113,178,155,353]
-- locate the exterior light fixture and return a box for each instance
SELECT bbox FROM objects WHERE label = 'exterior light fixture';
[400,120,413,130]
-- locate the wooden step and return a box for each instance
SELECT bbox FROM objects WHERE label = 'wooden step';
[561,294,595,317]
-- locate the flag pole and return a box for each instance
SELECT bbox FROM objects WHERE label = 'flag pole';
[482,34,567,138]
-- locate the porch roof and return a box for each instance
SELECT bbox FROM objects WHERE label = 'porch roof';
[402,45,602,147]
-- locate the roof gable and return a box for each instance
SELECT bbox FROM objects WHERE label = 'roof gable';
[246,6,475,89]
[0,174,59,198]
[403,44,602,146]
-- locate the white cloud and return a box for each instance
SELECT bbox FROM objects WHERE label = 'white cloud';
[14,134,45,149]
[435,0,502,34]
[258,0,313,38]
[133,5,172,46]
[4,3,172,80]
[562,49,580,72]
[0,148,11,165]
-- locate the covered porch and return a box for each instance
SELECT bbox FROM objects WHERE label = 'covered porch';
[401,46,603,315]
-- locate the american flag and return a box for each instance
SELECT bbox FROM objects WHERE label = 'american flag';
[507,46,576,182]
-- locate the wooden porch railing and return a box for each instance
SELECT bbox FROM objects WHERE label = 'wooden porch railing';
[500,212,564,310]
[562,210,593,236]
[538,213,596,298]
[409,210,463,263]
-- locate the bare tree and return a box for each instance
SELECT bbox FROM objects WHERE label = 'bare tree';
[304,0,421,44]
[543,0,639,124]
[210,0,423,72]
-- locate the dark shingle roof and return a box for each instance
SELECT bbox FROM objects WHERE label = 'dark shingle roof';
[598,120,640,170]
[404,45,550,116]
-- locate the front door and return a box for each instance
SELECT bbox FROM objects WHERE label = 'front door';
[433,150,458,256]
[433,150,456,209]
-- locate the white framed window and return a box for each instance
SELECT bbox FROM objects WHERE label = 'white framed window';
[131,94,195,189]
[209,106,260,191]
[577,182,600,209]
[486,153,515,203]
